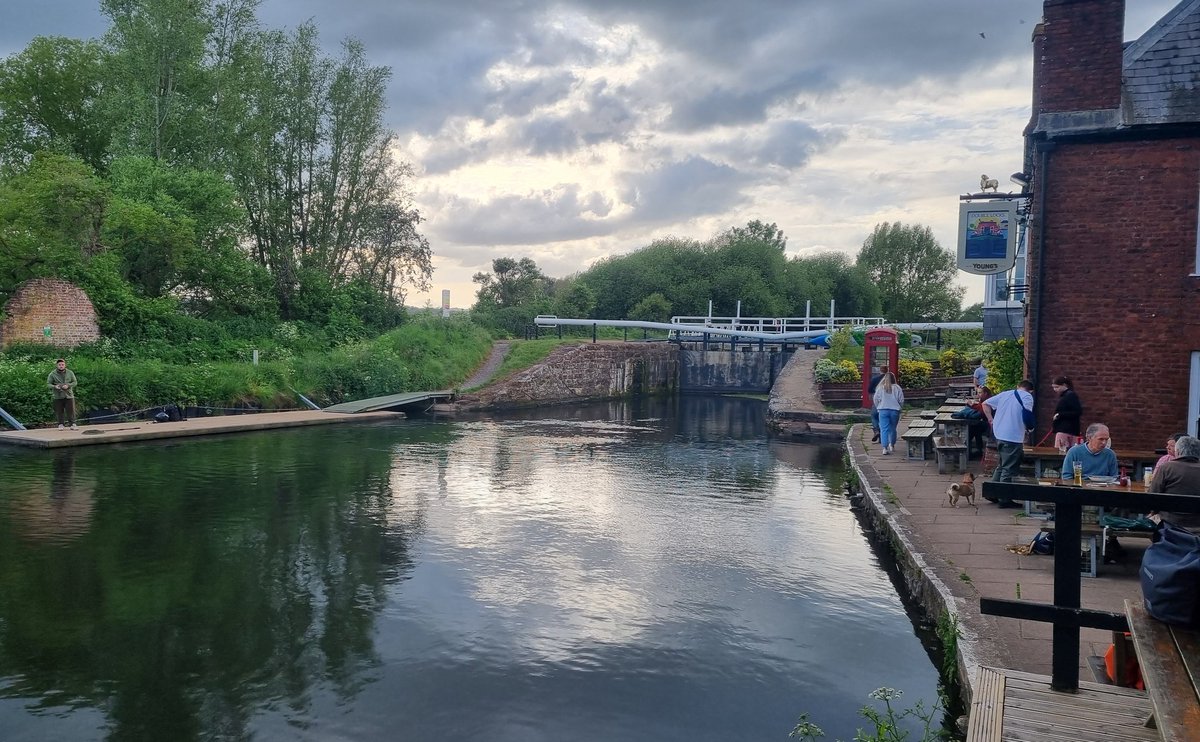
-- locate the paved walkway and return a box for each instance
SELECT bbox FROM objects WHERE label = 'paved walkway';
[845,416,1143,690]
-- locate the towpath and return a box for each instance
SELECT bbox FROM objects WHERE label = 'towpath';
[768,355,1143,705]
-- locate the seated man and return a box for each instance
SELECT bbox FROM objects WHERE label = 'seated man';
[966,386,992,457]
[1060,423,1118,481]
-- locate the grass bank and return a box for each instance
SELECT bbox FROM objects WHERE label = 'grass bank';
[0,316,493,427]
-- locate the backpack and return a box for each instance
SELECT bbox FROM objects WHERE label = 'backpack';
[1013,390,1035,429]
[1031,531,1054,555]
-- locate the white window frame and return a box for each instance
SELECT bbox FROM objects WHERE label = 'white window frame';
[1190,352,1200,438]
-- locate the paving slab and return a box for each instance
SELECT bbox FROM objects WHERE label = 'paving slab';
[0,410,404,449]
[844,415,1146,690]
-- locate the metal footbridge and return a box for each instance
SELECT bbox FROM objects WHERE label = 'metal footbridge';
[322,390,453,413]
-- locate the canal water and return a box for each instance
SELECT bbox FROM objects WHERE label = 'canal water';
[0,397,943,741]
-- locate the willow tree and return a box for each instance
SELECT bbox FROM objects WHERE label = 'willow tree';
[229,24,429,316]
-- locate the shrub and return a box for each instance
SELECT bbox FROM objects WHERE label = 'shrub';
[984,337,1025,393]
[939,349,973,376]
[825,327,859,363]
[898,359,933,389]
[814,358,861,383]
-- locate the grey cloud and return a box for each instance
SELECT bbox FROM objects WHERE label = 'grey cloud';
[432,184,615,246]
[719,119,842,170]
[483,70,579,122]
[619,156,752,223]
[665,70,834,132]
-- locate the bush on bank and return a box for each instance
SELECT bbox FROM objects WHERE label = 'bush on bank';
[0,315,493,426]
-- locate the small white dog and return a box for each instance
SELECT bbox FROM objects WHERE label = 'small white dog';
[980,174,999,193]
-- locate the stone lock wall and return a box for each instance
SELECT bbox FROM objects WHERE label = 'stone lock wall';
[459,342,678,409]
[0,278,101,350]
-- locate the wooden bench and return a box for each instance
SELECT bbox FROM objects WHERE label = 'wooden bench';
[1124,600,1200,741]
[902,422,934,460]
[1037,521,1155,577]
[934,435,968,474]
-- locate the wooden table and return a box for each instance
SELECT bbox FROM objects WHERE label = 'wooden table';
[1124,599,1200,741]
[1023,446,1162,479]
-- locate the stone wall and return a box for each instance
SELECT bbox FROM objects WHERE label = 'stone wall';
[457,342,678,409]
[679,347,789,393]
[0,278,101,350]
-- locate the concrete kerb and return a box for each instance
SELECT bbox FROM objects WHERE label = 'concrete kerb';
[844,422,1000,711]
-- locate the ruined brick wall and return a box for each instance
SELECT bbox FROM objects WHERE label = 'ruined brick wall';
[0,278,101,349]
[458,342,678,409]
[1027,138,1200,451]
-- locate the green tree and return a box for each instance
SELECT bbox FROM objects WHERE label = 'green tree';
[228,24,422,318]
[472,257,546,309]
[855,222,963,322]
[786,252,882,319]
[101,0,213,162]
[0,152,107,300]
[628,292,672,323]
[0,36,113,172]
[551,279,597,318]
[959,302,984,321]
[717,219,786,251]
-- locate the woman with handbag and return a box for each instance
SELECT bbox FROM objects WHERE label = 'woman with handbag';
[873,372,904,455]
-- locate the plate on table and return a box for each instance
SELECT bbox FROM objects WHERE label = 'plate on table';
[1086,475,1116,484]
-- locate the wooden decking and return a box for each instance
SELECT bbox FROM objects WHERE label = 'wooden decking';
[0,410,403,448]
[967,666,1158,742]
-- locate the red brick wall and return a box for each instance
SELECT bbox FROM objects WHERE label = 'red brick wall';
[1038,0,1124,112]
[1028,138,1200,450]
[0,278,101,349]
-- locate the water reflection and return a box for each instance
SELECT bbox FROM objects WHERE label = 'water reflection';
[0,398,939,741]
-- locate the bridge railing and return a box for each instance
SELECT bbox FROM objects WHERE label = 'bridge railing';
[669,316,886,334]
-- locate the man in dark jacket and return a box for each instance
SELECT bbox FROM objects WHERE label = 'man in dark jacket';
[47,358,78,430]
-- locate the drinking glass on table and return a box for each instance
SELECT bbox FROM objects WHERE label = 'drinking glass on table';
[1072,461,1083,486]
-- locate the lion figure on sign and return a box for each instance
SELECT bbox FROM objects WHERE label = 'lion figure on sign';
[980,174,999,193]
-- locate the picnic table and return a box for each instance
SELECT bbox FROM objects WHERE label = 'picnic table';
[933,412,971,473]
[1022,445,1162,479]
[1123,599,1200,741]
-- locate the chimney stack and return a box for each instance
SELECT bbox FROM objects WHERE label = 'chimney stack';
[1036,0,1125,114]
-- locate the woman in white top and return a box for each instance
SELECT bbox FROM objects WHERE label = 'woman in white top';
[872,372,905,454]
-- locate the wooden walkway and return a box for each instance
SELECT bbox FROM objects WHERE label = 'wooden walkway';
[0,410,403,449]
[322,390,452,413]
[967,666,1158,741]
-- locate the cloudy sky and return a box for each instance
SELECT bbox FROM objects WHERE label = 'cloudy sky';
[2,0,1180,311]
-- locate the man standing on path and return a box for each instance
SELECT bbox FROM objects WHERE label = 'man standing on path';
[981,379,1034,507]
[47,357,78,430]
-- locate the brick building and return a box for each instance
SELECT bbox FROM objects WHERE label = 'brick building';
[1023,0,1200,451]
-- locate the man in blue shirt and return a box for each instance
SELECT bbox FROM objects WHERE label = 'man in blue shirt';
[972,361,988,397]
[1060,423,1118,480]
[982,379,1034,507]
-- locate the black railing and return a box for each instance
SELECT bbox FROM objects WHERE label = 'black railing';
[980,480,1200,691]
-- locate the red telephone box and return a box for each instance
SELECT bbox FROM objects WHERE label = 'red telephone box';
[861,327,900,407]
